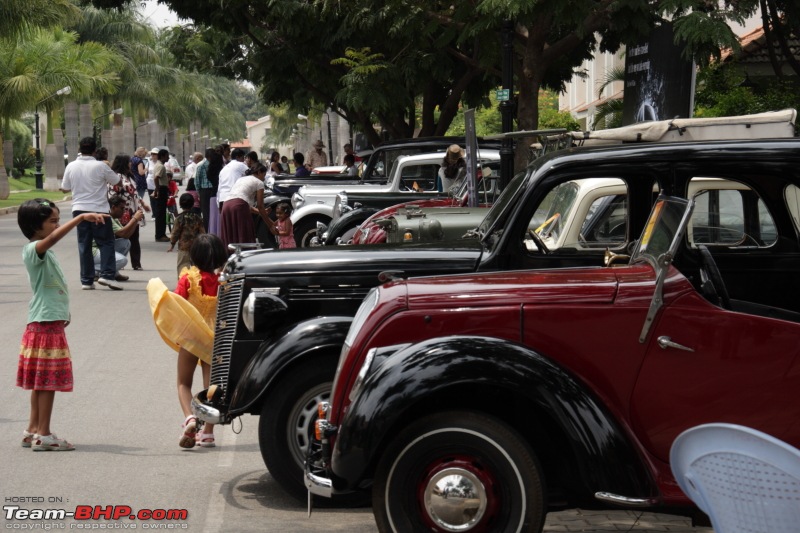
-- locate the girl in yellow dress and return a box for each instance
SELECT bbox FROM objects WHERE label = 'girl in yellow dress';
[148,234,227,448]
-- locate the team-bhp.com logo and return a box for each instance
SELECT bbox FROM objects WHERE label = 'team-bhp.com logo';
[4,505,189,529]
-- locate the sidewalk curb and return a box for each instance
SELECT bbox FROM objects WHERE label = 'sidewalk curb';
[0,198,73,217]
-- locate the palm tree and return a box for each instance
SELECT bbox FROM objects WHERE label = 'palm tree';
[0,27,121,196]
[593,66,625,130]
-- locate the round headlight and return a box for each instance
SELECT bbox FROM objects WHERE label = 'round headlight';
[291,192,305,210]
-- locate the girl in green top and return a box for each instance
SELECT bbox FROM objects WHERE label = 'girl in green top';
[16,199,108,451]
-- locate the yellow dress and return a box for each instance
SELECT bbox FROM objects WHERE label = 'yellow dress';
[147,268,216,364]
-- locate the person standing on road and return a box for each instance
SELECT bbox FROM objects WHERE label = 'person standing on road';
[216,148,248,210]
[307,139,328,169]
[152,148,171,242]
[184,151,202,187]
[60,137,122,290]
[109,154,150,271]
[168,193,206,278]
[130,147,149,199]
[342,143,361,165]
[219,163,270,251]
[16,199,109,451]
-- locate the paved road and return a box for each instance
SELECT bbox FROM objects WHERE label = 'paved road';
[0,200,712,532]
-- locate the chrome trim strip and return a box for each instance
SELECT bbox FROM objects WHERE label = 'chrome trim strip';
[594,491,659,507]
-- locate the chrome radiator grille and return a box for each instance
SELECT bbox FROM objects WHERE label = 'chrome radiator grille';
[209,278,244,401]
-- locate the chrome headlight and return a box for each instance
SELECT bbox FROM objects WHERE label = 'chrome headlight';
[242,288,286,332]
[349,347,377,402]
[331,287,380,402]
[292,191,305,210]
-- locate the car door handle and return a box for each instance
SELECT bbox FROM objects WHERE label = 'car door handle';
[657,336,695,352]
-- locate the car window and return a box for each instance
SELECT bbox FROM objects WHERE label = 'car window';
[523,177,628,253]
[400,163,439,191]
[784,184,800,236]
[688,178,777,247]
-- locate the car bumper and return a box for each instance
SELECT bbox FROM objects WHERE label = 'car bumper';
[191,388,229,425]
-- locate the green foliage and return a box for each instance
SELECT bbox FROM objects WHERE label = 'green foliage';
[12,152,35,178]
[693,63,800,117]
[538,107,581,131]
[8,119,33,160]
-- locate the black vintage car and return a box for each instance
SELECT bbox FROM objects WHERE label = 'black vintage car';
[191,113,797,503]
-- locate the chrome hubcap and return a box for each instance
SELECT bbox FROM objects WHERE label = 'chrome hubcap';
[424,467,487,531]
[288,384,330,466]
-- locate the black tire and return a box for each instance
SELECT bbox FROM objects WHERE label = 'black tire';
[373,410,546,533]
[294,215,330,248]
[258,357,366,506]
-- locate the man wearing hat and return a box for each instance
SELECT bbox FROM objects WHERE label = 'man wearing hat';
[307,139,328,170]
[438,144,466,192]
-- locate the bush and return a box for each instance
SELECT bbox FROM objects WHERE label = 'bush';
[13,151,35,178]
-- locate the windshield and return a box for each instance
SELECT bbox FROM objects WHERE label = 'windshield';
[477,170,528,236]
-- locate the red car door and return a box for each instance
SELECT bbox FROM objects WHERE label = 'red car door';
[630,289,800,464]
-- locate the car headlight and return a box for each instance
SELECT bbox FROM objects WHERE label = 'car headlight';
[242,288,286,332]
[265,176,275,190]
[292,191,305,210]
[331,287,380,402]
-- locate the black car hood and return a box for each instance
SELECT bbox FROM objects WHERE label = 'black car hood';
[226,241,484,278]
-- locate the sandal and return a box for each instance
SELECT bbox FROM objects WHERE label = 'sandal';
[32,433,75,452]
[179,416,197,449]
[196,433,216,448]
[22,430,34,448]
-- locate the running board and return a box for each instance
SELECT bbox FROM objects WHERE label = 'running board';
[594,492,659,507]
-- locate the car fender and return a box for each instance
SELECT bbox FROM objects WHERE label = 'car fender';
[228,316,352,416]
[291,204,334,226]
[324,207,380,244]
[333,336,656,501]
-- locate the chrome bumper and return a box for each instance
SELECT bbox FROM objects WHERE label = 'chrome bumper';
[304,468,333,498]
[191,389,228,425]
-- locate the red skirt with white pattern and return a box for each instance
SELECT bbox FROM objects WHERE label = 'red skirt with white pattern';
[17,321,73,391]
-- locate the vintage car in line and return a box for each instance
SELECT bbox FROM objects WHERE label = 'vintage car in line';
[190,112,797,504]
[289,150,501,247]
[315,163,502,246]
[305,182,800,531]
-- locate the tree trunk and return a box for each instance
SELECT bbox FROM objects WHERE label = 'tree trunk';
[65,99,79,162]
[79,103,92,140]
[0,133,9,200]
[515,30,544,173]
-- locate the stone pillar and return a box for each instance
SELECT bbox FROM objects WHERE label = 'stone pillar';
[79,103,92,140]
[111,125,123,158]
[150,121,160,149]
[123,117,134,154]
[64,100,79,161]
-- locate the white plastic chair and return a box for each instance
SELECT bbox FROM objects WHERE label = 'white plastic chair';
[670,423,800,533]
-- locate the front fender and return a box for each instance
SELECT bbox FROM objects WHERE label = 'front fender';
[324,208,380,244]
[332,336,656,502]
[228,316,352,416]
[291,204,334,225]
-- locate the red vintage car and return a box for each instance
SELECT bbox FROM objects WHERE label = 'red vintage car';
[306,139,800,531]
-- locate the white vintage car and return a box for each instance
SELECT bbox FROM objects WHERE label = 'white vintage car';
[290,149,500,246]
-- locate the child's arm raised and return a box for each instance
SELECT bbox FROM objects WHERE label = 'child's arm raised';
[35,212,109,255]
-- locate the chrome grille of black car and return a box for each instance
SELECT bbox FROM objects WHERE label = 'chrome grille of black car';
[209,278,244,401]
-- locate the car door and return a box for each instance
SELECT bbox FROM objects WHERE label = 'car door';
[630,290,800,463]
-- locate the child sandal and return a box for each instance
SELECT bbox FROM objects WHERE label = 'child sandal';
[179,416,197,449]
[32,433,75,451]
[22,430,34,448]
[196,433,215,448]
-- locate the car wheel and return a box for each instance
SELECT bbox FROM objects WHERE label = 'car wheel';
[294,215,330,248]
[373,410,546,533]
[258,357,366,506]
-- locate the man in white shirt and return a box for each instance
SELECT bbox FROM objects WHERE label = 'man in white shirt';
[216,148,249,209]
[184,152,203,185]
[60,137,122,290]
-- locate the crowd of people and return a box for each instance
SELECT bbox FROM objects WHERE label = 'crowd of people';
[14,135,358,451]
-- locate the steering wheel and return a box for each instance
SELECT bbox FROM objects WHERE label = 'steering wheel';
[697,245,731,310]
[527,229,550,255]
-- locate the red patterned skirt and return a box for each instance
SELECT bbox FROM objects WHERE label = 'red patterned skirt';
[17,321,73,391]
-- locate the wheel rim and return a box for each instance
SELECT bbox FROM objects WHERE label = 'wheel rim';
[299,226,318,247]
[418,455,499,532]
[286,382,330,467]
